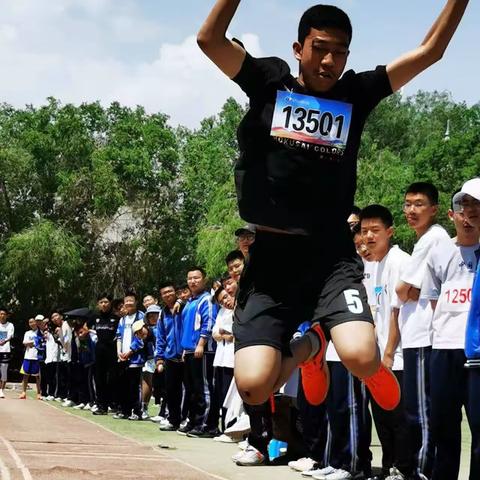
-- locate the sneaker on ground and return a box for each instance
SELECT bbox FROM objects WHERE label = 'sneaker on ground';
[159,422,177,431]
[63,400,76,407]
[128,413,141,421]
[92,409,107,416]
[302,466,336,477]
[213,433,239,443]
[176,423,193,435]
[384,467,404,480]
[224,414,251,435]
[187,429,217,439]
[141,411,150,420]
[362,364,400,411]
[113,413,127,420]
[314,469,352,480]
[83,403,92,411]
[91,404,99,413]
[235,445,265,466]
[231,449,246,463]
[55,397,63,402]
[0,391,5,399]
[73,403,85,409]
[300,322,330,405]
[150,415,165,423]
[46,395,55,401]
[289,457,317,472]
[238,440,248,451]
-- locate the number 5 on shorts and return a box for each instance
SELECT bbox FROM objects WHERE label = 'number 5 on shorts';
[343,289,364,314]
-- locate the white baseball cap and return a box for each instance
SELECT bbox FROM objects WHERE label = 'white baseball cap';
[452,178,480,210]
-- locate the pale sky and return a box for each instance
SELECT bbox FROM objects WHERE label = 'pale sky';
[0,0,477,129]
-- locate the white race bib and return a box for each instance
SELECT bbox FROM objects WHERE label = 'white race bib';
[441,281,472,312]
[270,91,352,153]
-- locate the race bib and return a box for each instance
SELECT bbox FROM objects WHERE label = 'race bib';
[0,331,6,340]
[441,283,472,312]
[270,91,352,153]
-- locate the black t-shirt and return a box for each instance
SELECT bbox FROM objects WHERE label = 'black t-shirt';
[232,51,392,245]
[93,311,119,346]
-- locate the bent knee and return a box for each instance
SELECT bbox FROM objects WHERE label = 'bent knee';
[339,346,379,377]
[235,374,273,406]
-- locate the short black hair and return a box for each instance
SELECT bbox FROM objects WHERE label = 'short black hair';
[176,284,189,291]
[0,306,9,314]
[112,298,124,310]
[159,282,176,292]
[187,266,206,278]
[96,292,113,302]
[213,286,225,303]
[360,204,394,228]
[405,182,439,205]
[225,249,245,266]
[298,5,352,45]
[351,205,361,216]
[124,290,137,300]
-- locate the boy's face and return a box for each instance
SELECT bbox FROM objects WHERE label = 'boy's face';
[237,233,254,254]
[227,258,244,282]
[160,286,176,307]
[360,218,393,261]
[217,289,234,310]
[187,270,205,295]
[178,288,190,301]
[146,312,159,325]
[51,313,63,327]
[459,194,480,228]
[449,209,478,238]
[97,298,111,313]
[143,295,157,309]
[0,310,7,324]
[293,27,349,93]
[123,296,137,314]
[223,277,238,297]
[403,193,437,232]
[28,318,37,330]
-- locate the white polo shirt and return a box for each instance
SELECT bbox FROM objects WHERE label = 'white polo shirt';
[213,307,234,369]
[423,239,479,349]
[372,246,409,370]
[399,224,450,348]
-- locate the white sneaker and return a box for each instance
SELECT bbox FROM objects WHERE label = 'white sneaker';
[55,397,63,402]
[128,413,141,421]
[83,403,92,411]
[225,413,251,435]
[62,400,76,407]
[302,466,335,477]
[141,411,150,420]
[46,395,54,401]
[213,433,239,443]
[320,469,352,480]
[91,404,99,413]
[73,403,85,409]
[238,440,248,450]
[289,457,317,472]
[235,445,265,466]
[384,467,404,480]
[0,390,5,399]
[150,415,165,423]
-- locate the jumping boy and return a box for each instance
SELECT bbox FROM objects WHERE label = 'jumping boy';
[197,1,469,409]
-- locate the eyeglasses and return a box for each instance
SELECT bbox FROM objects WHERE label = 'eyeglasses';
[403,202,430,212]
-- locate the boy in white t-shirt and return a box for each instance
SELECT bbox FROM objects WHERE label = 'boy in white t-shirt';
[0,307,14,398]
[360,205,415,480]
[424,192,480,480]
[19,317,42,400]
[396,182,451,479]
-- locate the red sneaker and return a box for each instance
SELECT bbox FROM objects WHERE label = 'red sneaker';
[362,364,401,411]
[299,323,329,405]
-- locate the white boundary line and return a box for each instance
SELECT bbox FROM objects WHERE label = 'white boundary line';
[0,455,11,480]
[42,402,230,480]
[0,436,32,480]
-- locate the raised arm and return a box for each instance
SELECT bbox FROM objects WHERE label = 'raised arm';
[387,0,469,92]
[197,0,246,78]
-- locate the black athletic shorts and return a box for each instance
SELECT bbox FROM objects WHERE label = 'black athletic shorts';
[233,230,373,356]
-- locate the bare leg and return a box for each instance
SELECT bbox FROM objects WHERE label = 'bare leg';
[330,321,379,378]
[142,373,153,405]
[35,376,41,394]
[22,375,29,393]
